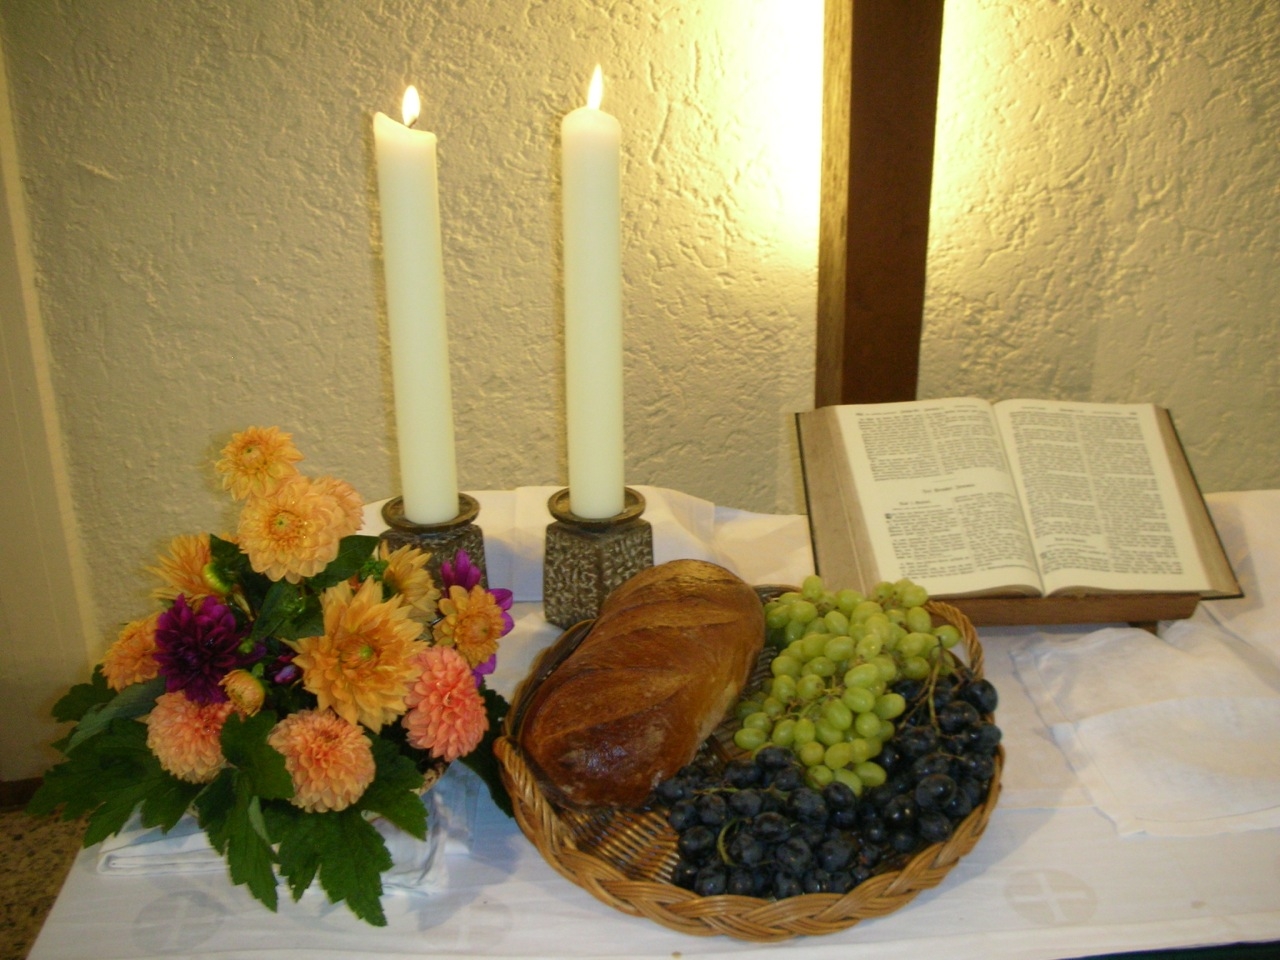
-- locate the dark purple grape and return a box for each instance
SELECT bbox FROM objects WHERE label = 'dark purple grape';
[726,866,756,896]
[724,759,761,788]
[668,799,698,831]
[788,787,828,823]
[774,837,813,875]
[654,777,688,804]
[917,812,953,843]
[822,780,857,811]
[817,837,855,873]
[728,829,766,867]
[911,752,953,781]
[938,700,981,734]
[729,788,763,818]
[914,773,958,812]
[769,764,804,792]
[889,829,919,854]
[773,872,803,899]
[752,811,790,843]
[694,863,728,896]
[671,859,699,889]
[960,678,999,715]
[755,745,792,770]
[697,792,728,827]
[677,825,716,861]
[883,794,918,829]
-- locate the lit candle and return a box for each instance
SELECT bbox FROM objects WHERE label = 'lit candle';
[373,86,459,525]
[561,65,625,520]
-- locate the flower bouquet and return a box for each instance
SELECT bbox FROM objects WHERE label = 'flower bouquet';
[28,427,513,926]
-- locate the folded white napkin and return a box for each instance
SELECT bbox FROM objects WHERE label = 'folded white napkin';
[97,763,483,893]
[1012,620,1280,836]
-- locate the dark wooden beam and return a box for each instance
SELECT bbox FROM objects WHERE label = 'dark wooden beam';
[816,0,945,407]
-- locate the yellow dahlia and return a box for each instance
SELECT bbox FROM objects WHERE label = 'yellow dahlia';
[403,646,487,762]
[215,426,303,500]
[267,709,376,813]
[291,577,424,731]
[432,585,505,668]
[379,542,441,623]
[220,669,265,716]
[237,474,363,584]
[101,613,160,691]
[145,692,233,783]
[148,533,218,603]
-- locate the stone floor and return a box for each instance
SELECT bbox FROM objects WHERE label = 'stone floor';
[0,807,85,960]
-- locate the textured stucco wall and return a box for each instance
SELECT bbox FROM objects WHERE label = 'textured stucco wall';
[922,0,1280,494]
[0,1,822,645]
[1,0,1277,660]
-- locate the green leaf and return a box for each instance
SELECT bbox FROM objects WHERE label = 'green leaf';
[139,774,203,833]
[51,667,114,723]
[461,687,513,818]
[266,804,321,902]
[358,738,426,840]
[193,770,236,854]
[306,535,380,591]
[220,711,293,800]
[276,808,391,926]
[64,676,166,752]
[250,580,307,642]
[194,770,279,913]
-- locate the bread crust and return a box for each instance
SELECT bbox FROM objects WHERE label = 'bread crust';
[519,559,765,808]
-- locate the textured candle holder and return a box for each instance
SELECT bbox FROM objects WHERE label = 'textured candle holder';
[543,487,654,628]
[379,493,487,589]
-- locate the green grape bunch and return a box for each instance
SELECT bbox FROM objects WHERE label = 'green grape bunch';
[732,575,963,795]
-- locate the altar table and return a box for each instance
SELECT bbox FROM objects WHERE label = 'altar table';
[26,487,1280,960]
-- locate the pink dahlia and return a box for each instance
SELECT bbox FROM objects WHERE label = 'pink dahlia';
[146,692,234,783]
[403,646,487,763]
[267,709,376,813]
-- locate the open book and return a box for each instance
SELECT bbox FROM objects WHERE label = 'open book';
[797,399,1241,625]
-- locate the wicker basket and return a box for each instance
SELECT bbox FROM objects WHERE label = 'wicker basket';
[493,598,1002,942]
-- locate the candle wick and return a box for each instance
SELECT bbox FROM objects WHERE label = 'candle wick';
[406,116,419,129]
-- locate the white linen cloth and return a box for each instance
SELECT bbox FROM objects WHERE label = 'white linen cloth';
[1012,618,1280,836]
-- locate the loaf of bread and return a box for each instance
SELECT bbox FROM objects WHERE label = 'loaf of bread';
[518,559,764,809]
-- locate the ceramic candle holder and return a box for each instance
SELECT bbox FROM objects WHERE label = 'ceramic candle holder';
[543,487,654,628]
[379,493,487,589]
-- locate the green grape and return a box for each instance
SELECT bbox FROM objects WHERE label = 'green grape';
[824,741,854,770]
[877,719,895,741]
[844,662,880,688]
[863,613,892,641]
[854,711,882,739]
[934,623,962,648]
[797,633,825,661]
[905,605,933,634]
[902,655,931,680]
[835,588,864,615]
[854,761,887,788]
[798,740,826,766]
[848,738,875,764]
[770,654,802,678]
[833,767,864,795]
[823,634,855,663]
[792,718,817,747]
[777,591,803,605]
[765,602,792,630]
[770,674,797,702]
[806,764,835,789]
[771,717,796,747]
[791,599,819,624]
[800,574,825,602]
[804,655,837,678]
[850,599,883,623]
[734,727,767,751]
[872,654,899,682]
[796,673,826,702]
[802,618,830,637]
[815,719,845,747]
[783,618,807,643]
[855,634,883,659]
[885,607,907,626]
[761,696,786,719]
[744,711,773,732]
[821,699,854,731]
[823,609,851,636]
[735,699,761,721]
[898,632,929,659]
[897,581,929,609]
[873,692,906,720]
[871,581,896,605]
[841,686,876,714]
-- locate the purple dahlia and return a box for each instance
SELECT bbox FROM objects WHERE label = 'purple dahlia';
[153,595,255,704]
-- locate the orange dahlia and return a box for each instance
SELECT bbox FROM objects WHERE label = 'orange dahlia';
[145,692,233,783]
[215,426,304,500]
[220,669,265,716]
[432,585,505,668]
[102,613,160,691]
[379,542,441,623]
[403,646,487,763]
[148,533,218,603]
[236,474,363,583]
[267,709,376,813]
[291,577,424,731]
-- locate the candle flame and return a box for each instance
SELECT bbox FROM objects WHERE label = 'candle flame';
[401,86,421,128]
[586,65,603,110]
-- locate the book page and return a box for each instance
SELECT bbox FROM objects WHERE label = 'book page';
[994,400,1211,595]
[833,398,1042,598]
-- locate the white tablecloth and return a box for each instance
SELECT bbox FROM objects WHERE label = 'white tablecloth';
[28,486,1280,960]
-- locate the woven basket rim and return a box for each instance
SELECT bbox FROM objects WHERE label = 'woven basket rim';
[496,595,1001,942]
